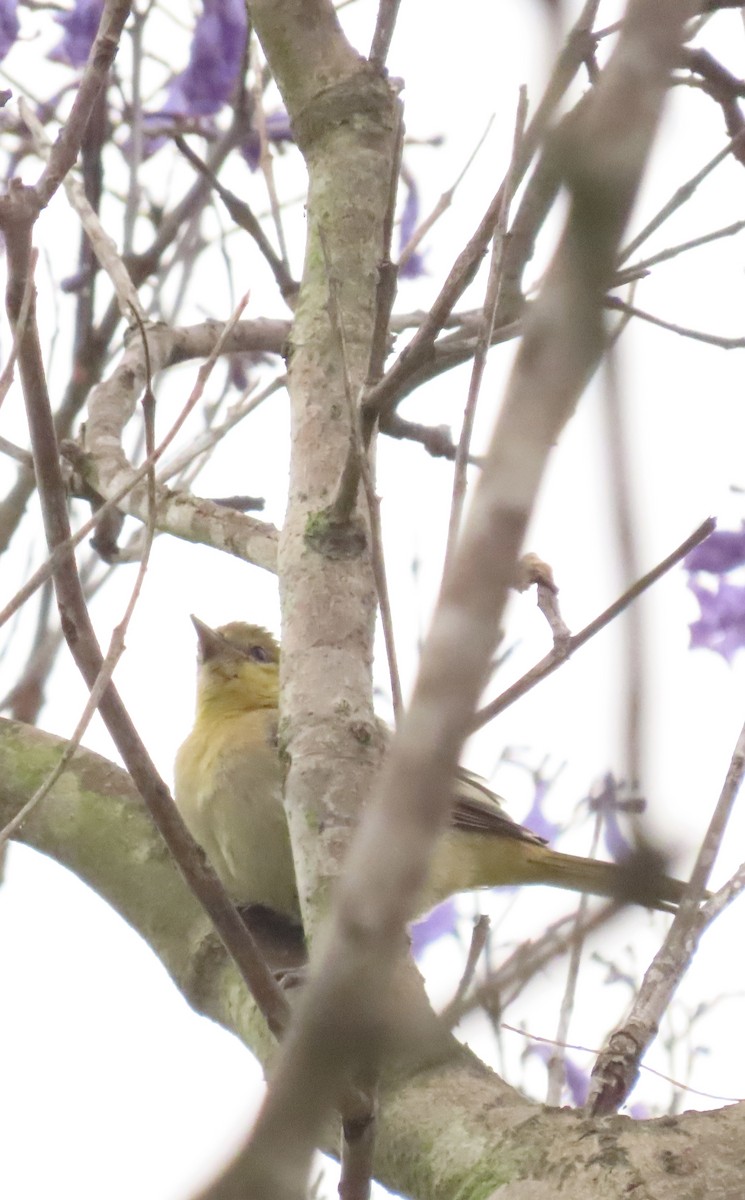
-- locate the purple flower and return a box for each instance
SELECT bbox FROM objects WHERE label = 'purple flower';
[0,0,18,61]
[398,172,427,279]
[603,804,634,864]
[410,898,458,958]
[226,349,273,391]
[684,524,745,574]
[241,108,294,171]
[521,779,561,845]
[587,774,636,863]
[528,1043,590,1106]
[155,0,246,120]
[50,0,103,67]
[563,1056,591,1106]
[627,1101,650,1119]
[688,577,745,662]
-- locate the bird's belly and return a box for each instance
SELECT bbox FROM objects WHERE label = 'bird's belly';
[207,762,299,916]
[175,722,299,918]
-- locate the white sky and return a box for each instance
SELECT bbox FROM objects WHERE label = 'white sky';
[2,1,745,1196]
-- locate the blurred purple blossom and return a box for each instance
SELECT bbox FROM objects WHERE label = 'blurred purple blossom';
[154,0,246,120]
[521,778,561,845]
[528,1043,590,1106]
[588,773,636,864]
[410,898,458,958]
[0,0,18,61]
[50,0,102,67]
[688,577,745,662]
[242,108,294,171]
[562,1056,591,1106]
[627,1101,650,1119]
[398,172,427,279]
[684,524,745,574]
[226,349,274,392]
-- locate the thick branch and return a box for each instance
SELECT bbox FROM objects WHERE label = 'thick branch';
[82,320,287,571]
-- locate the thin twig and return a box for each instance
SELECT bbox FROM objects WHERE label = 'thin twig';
[471,517,716,733]
[320,230,403,720]
[441,914,491,1025]
[21,99,146,323]
[603,349,644,821]
[363,1,604,420]
[364,100,404,399]
[339,1105,377,1200]
[546,807,603,1106]
[447,903,617,1029]
[604,295,745,348]
[174,134,297,302]
[0,436,32,467]
[445,89,527,569]
[36,0,131,207]
[619,128,745,262]
[0,298,250,628]
[368,0,401,71]
[0,244,38,411]
[158,375,285,487]
[501,1022,745,1105]
[250,41,291,272]
[380,413,477,463]
[616,217,745,282]
[397,114,496,273]
[587,710,745,1115]
[122,1,145,255]
[0,310,160,846]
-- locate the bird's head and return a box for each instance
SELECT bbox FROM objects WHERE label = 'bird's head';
[191,616,280,715]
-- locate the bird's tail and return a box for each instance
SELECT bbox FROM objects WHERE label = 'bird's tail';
[534,846,691,913]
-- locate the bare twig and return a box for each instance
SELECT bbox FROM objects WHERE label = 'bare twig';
[619,128,745,262]
[174,134,298,303]
[448,903,618,1029]
[369,0,401,71]
[158,374,285,487]
[0,436,32,468]
[605,294,745,348]
[501,1022,745,1105]
[36,0,131,207]
[471,518,716,733]
[616,217,745,282]
[365,100,404,398]
[363,1,604,420]
[397,114,495,273]
[445,90,527,568]
[250,41,291,272]
[339,1104,377,1200]
[379,414,472,462]
[22,98,146,323]
[0,311,159,846]
[321,230,403,720]
[0,319,284,632]
[546,807,603,1106]
[587,712,745,1115]
[603,350,644,813]
[441,914,491,1025]
[518,554,571,652]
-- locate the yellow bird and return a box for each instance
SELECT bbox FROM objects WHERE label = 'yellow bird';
[174,618,690,923]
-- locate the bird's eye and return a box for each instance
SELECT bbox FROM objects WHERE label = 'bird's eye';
[249,645,271,663]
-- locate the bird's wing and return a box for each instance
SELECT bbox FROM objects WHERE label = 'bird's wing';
[451,768,547,847]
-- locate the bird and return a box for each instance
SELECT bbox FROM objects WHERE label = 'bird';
[173,618,691,925]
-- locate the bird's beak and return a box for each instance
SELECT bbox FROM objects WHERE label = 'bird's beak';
[190,615,225,662]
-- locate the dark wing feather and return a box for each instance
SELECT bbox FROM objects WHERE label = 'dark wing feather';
[451,769,547,847]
